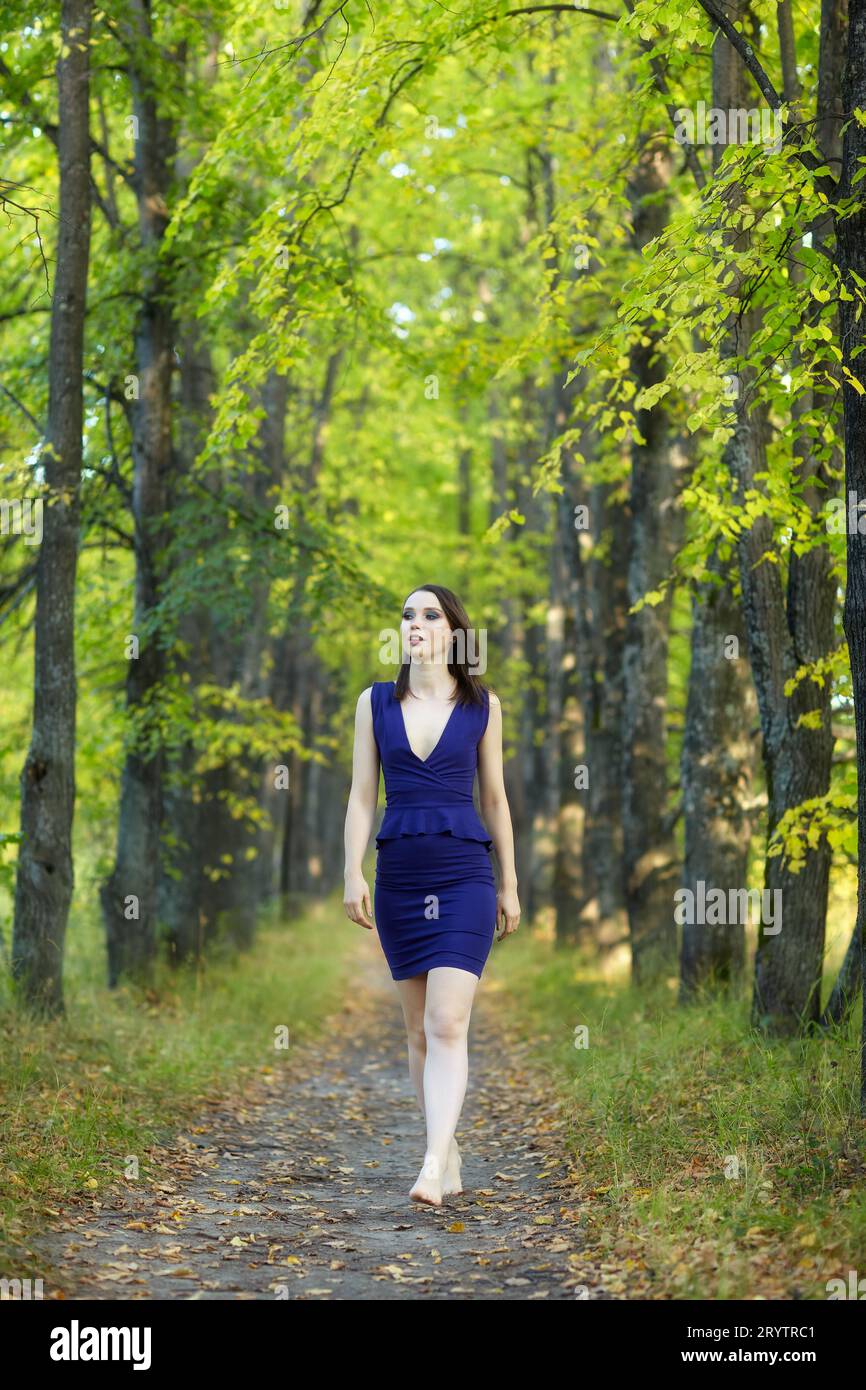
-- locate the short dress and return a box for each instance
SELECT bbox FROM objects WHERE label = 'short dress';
[370,680,497,981]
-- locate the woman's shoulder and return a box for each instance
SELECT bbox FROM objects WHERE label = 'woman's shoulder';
[357,682,384,708]
[358,680,393,708]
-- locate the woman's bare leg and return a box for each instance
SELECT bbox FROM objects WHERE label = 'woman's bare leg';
[410,966,478,1205]
[395,973,463,1195]
[394,975,427,1112]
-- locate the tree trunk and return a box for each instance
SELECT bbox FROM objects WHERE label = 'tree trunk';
[820,919,861,1028]
[487,385,533,903]
[835,0,866,1107]
[679,4,760,1000]
[199,369,289,943]
[679,550,756,996]
[13,0,92,1016]
[100,1,178,985]
[550,377,590,947]
[621,140,683,984]
[580,476,628,932]
[709,2,838,1035]
[157,316,215,965]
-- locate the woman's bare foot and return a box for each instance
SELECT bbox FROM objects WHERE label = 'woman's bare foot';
[442,1138,463,1196]
[410,1153,443,1206]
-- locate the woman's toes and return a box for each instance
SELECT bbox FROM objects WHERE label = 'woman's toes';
[410,1154,443,1205]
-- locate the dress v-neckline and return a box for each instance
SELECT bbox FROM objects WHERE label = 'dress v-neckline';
[393,680,460,764]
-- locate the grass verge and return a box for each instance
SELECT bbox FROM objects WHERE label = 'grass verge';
[0,892,355,1278]
[487,925,865,1300]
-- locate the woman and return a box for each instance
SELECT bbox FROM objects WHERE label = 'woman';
[343,584,521,1207]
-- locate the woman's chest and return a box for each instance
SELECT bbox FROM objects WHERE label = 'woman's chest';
[397,698,457,762]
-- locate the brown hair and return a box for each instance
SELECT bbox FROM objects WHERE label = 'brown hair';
[394,583,491,709]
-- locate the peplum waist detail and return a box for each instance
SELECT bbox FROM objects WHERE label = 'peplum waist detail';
[376,804,493,850]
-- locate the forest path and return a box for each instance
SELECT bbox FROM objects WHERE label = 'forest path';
[31,933,608,1300]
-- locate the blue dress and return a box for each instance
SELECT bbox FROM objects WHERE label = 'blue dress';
[370,679,497,981]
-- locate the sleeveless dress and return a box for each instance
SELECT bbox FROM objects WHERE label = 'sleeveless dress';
[370,680,497,981]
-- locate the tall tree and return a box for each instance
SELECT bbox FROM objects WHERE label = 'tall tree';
[835,0,866,1106]
[621,137,684,984]
[13,0,93,1015]
[679,1,758,1001]
[100,5,180,984]
[695,1,839,1035]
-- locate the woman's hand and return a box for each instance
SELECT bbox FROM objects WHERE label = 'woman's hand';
[495,885,521,941]
[344,874,374,930]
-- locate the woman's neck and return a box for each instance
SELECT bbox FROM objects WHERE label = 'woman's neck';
[405,663,457,701]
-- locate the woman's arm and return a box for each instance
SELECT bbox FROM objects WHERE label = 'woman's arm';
[477,691,521,939]
[343,686,379,930]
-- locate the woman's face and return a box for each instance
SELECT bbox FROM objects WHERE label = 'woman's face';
[401,590,453,664]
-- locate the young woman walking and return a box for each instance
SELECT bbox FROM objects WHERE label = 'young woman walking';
[343,583,520,1207]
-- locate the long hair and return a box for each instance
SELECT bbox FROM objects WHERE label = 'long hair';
[393,583,490,709]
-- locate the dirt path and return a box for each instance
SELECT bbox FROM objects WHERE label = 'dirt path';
[30,941,608,1300]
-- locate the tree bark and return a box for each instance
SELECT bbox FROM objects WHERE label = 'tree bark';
[679,1,760,1000]
[621,139,683,984]
[199,369,289,943]
[820,919,861,1028]
[100,2,178,985]
[835,0,866,1107]
[157,315,215,964]
[13,0,92,1016]
[714,1,838,1035]
[551,382,592,947]
[679,551,756,996]
[580,476,628,931]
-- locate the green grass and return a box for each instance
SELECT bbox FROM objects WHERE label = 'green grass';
[487,922,866,1300]
[0,890,356,1274]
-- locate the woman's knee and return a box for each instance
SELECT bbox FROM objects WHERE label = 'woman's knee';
[406,1019,427,1051]
[424,1006,469,1045]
